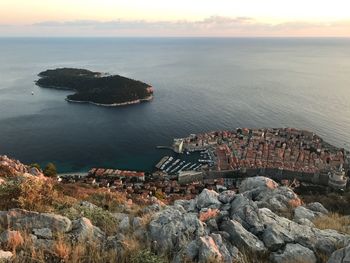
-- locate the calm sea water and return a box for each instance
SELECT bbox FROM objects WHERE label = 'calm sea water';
[0,37,349,172]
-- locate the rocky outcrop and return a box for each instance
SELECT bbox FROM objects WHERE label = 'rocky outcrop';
[0,176,348,263]
[0,155,44,178]
[328,245,350,263]
[0,209,72,233]
[270,243,317,263]
[0,250,13,261]
[146,176,349,262]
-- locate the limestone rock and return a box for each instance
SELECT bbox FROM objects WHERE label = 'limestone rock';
[239,176,278,193]
[32,228,53,239]
[197,189,222,209]
[306,202,329,214]
[270,243,317,263]
[230,194,264,235]
[218,190,236,204]
[294,206,323,222]
[262,226,284,251]
[71,217,105,242]
[0,250,13,261]
[220,219,266,254]
[149,206,206,254]
[198,236,223,263]
[328,245,350,263]
[4,209,72,233]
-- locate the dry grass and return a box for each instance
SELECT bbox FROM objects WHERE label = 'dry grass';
[313,212,350,235]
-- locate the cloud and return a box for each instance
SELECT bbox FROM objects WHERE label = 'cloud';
[1,16,350,37]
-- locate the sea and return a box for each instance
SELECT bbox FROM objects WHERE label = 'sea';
[0,37,349,172]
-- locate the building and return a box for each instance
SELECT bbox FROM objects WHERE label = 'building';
[173,138,184,153]
[178,170,203,185]
[328,165,348,190]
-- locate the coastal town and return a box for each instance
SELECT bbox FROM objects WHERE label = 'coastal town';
[57,128,350,202]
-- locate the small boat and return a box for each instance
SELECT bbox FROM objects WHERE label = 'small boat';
[31,91,34,95]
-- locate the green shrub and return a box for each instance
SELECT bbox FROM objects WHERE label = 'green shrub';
[131,250,166,263]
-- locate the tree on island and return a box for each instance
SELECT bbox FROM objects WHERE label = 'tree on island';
[43,163,57,177]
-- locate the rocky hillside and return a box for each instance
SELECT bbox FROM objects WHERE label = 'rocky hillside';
[0,156,349,262]
[0,178,348,262]
[0,155,44,179]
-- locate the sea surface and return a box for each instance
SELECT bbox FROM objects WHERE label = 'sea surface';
[0,37,349,172]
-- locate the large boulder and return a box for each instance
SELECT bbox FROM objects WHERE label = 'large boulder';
[32,228,52,239]
[196,189,221,209]
[149,206,206,254]
[259,208,350,257]
[2,209,72,233]
[239,176,278,193]
[255,186,302,213]
[198,236,223,263]
[293,206,323,222]
[0,250,13,261]
[220,219,266,254]
[70,217,105,242]
[218,190,236,204]
[230,194,264,235]
[262,226,285,251]
[270,243,317,263]
[306,202,329,214]
[328,245,350,263]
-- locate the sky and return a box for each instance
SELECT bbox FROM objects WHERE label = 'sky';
[0,0,349,37]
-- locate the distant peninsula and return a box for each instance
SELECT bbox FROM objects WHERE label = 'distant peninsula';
[36,68,154,106]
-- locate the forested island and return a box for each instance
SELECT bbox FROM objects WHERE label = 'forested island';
[36,68,154,106]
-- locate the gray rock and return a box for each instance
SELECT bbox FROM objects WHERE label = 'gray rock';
[262,226,284,251]
[255,186,302,213]
[32,228,52,239]
[327,245,350,263]
[294,206,323,221]
[239,176,279,193]
[198,236,223,263]
[270,243,317,263]
[230,194,264,235]
[119,216,130,233]
[206,218,218,232]
[4,209,72,233]
[295,218,315,228]
[218,190,236,204]
[112,212,129,222]
[149,207,206,254]
[0,250,13,261]
[197,189,222,209]
[306,202,329,214]
[132,216,143,230]
[220,219,266,254]
[259,208,350,256]
[71,217,105,242]
[211,233,241,263]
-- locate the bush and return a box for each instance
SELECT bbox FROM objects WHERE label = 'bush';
[44,162,57,177]
[131,250,166,263]
[0,177,74,212]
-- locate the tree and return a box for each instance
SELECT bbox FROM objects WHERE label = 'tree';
[44,163,57,177]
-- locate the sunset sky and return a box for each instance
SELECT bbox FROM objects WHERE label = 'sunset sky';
[0,0,349,36]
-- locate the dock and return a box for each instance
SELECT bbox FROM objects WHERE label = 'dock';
[156,146,173,150]
[155,156,170,169]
